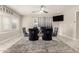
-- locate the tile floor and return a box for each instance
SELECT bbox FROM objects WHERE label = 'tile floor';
[4,37,77,53]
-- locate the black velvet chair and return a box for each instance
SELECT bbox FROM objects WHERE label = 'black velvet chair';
[29,28,39,41]
[41,27,46,33]
[42,28,52,41]
[52,27,58,36]
[22,28,28,37]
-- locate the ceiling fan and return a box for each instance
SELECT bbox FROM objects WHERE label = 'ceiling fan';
[32,5,48,14]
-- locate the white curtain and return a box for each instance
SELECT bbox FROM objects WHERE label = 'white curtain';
[2,16,12,30]
[0,9,20,32]
[11,16,20,30]
[33,17,52,27]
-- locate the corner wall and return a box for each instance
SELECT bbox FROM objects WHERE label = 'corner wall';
[59,6,77,40]
[58,6,79,51]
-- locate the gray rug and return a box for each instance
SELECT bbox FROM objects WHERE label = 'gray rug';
[4,39,77,53]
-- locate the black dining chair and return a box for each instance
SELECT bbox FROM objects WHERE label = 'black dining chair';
[42,28,53,41]
[29,28,39,41]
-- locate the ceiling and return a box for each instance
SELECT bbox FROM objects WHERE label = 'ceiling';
[8,5,75,16]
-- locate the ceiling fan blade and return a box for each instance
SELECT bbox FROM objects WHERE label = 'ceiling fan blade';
[32,10,40,13]
[43,10,48,13]
[32,5,48,14]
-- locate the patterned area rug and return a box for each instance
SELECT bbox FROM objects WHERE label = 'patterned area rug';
[4,38,77,53]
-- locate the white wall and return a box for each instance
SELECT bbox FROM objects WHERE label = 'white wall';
[22,16,33,33]
[59,6,78,40]
[57,6,79,51]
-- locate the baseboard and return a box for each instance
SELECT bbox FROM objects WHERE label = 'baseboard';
[59,34,79,52]
[59,34,74,40]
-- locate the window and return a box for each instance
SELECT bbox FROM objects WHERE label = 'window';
[0,6,20,32]
[2,16,11,30]
[0,16,2,31]
[11,17,19,30]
